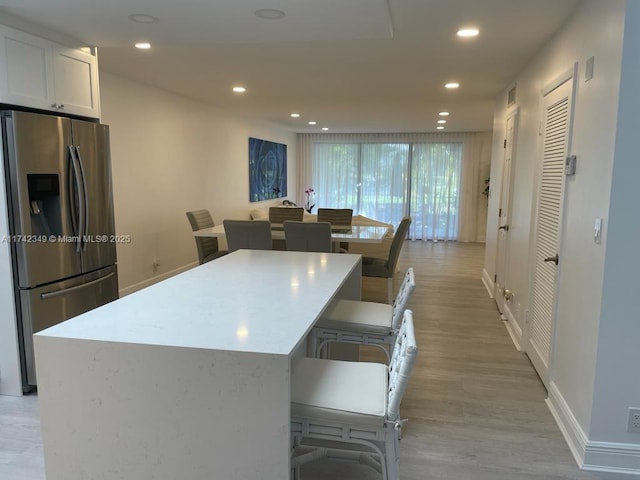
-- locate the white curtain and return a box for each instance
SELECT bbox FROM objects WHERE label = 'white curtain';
[297,132,492,242]
[410,142,462,241]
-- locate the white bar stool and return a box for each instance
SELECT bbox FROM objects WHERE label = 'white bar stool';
[291,310,418,480]
[310,268,415,362]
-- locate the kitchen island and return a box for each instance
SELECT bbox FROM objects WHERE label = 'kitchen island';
[34,249,361,480]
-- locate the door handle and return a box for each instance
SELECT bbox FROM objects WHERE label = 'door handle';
[40,272,116,300]
[543,254,559,265]
[498,225,509,231]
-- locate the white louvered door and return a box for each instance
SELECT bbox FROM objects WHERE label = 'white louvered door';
[527,76,573,388]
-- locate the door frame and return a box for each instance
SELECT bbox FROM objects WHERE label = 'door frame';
[524,64,577,388]
[494,107,519,315]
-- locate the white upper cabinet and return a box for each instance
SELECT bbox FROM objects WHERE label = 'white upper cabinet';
[0,26,55,110]
[0,25,100,118]
[52,44,99,118]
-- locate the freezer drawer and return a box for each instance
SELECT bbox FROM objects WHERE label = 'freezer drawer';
[18,265,118,387]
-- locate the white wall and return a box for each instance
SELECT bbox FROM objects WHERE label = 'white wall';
[590,0,640,447]
[99,73,296,294]
[484,0,636,469]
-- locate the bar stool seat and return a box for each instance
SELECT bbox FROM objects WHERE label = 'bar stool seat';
[319,300,392,335]
[292,358,388,427]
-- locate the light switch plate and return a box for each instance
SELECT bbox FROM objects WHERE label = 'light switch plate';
[594,218,602,244]
[585,56,595,82]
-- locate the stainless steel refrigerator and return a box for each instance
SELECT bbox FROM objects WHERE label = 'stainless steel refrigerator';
[2,110,118,390]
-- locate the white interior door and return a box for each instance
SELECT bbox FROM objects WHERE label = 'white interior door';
[527,74,574,388]
[494,109,518,313]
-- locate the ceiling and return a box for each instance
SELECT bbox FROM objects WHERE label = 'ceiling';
[0,0,584,133]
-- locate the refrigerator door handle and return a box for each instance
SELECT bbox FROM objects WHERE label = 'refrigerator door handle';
[68,150,79,238]
[75,146,90,250]
[40,271,116,300]
[68,145,85,253]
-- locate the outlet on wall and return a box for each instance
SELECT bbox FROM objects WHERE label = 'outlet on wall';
[628,408,640,433]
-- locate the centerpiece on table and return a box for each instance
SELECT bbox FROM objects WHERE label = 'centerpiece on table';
[304,187,316,213]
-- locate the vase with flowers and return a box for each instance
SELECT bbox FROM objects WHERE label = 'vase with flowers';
[304,187,316,213]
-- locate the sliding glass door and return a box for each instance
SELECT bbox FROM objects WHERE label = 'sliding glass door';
[312,141,462,240]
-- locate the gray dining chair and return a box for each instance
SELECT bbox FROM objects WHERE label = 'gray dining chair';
[317,208,353,226]
[269,207,304,250]
[283,221,332,253]
[186,209,229,264]
[317,208,353,252]
[362,216,412,303]
[222,219,272,252]
[268,206,304,223]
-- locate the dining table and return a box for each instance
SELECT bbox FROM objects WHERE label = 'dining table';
[194,222,389,244]
[33,249,362,480]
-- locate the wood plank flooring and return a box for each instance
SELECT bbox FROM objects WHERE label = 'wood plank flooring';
[0,241,633,479]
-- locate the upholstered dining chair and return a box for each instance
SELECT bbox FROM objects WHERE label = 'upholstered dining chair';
[362,216,412,303]
[317,208,353,252]
[290,310,418,480]
[269,206,304,223]
[316,208,353,226]
[310,268,415,362]
[284,221,332,253]
[186,209,229,264]
[222,220,272,252]
[269,207,304,249]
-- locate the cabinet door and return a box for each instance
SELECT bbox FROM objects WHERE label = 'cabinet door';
[0,25,55,110]
[53,45,100,118]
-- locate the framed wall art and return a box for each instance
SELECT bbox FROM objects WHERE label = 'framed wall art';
[249,137,287,202]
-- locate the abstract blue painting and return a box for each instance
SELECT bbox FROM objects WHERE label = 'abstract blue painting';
[249,137,287,202]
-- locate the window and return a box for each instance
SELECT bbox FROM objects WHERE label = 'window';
[312,141,462,240]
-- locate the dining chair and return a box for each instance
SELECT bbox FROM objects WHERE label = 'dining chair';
[283,221,332,253]
[290,310,418,480]
[310,268,415,362]
[269,206,304,223]
[362,216,412,304]
[222,220,272,252]
[269,207,305,249]
[317,208,353,252]
[186,209,229,264]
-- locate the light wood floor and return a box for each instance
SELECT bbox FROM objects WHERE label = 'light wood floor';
[0,242,633,479]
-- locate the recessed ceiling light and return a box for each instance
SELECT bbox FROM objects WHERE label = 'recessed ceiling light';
[445,82,460,89]
[290,113,300,118]
[232,86,246,93]
[135,42,151,50]
[437,120,447,124]
[308,121,317,125]
[255,9,286,20]
[128,14,159,24]
[439,111,450,116]
[457,27,479,38]
[321,127,329,131]
[437,126,445,130]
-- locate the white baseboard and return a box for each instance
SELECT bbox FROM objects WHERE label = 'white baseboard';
[583,442,640,475]
[546,381,589,468]
[501,302,523,351]
[547,381,640,476]
[119,262,198,297]
[481,269,494,298]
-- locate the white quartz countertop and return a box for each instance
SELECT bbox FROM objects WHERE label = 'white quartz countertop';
[35,250,361,356]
